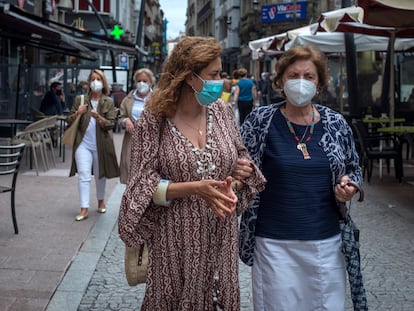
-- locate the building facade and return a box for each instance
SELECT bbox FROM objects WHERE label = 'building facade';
[0,0,166,122]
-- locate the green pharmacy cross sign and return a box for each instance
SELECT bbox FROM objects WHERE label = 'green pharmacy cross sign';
[110,25,125,40]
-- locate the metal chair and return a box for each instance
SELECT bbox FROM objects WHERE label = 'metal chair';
[12,116,58,174]
[34,116,58,168]
[13,128,47,175]
[0,143,26,234]
[352,119,403,183]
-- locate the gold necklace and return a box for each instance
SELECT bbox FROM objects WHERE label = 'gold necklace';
[178,113,204,136]
[280,105,315,160]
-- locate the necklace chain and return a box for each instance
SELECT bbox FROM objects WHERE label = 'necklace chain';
[178,112,204,136]
[281,105,315,143]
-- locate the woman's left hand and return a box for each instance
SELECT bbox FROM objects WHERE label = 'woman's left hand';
[217,176,238,216]
[335,175,357,202]
[197,177,237,220]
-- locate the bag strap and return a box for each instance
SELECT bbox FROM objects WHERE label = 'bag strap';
[80,94,84,106]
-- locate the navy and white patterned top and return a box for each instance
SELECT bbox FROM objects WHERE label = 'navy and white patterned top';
[241,101,362,189]
[238,101,362,264]
[239,102,368,310]
[256,110,340,240]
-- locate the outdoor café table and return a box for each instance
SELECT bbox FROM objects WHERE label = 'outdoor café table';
[362,117,406,124]
[363,117,406,136]
[0,119,32,138]
[377,126,414,134]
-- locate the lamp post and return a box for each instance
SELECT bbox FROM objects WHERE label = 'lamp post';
[293,0,297,27]
[130,0,146,88]
[85,0,117,83]
[342,0,359,116]
[252,1,261,82]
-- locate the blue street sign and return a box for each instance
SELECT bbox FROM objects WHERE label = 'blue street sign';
[119,54,129,69]
[261,1,307,23]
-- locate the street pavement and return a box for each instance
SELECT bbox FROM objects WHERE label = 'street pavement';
[1,131,414,311]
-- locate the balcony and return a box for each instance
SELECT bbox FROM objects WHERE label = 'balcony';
[197,1,212,23]
[239,12,263,44]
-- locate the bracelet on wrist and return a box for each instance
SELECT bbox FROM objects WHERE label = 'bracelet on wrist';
[153,179,172,207]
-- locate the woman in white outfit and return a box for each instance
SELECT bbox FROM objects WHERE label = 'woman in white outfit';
[67,69,120,221]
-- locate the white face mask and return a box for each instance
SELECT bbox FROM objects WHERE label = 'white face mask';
[283,79,316,107]
[90,80,103,92]
[136,81,150,94]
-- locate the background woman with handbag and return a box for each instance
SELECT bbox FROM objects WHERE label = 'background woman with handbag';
[239,45,366,310]
[118,36,266,310]
[67,69,120,221]
[118,68,155,184]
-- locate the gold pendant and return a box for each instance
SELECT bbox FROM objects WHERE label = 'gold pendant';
[297,143,311,160]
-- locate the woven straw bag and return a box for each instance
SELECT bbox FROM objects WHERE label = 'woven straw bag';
[124,243,148,286]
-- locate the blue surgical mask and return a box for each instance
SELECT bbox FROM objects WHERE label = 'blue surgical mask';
[192,73,224,107]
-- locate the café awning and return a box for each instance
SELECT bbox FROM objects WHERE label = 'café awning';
[249,22,414,54]
[0,3,97,61]
[313,3,414,125]
[74,38,148,56]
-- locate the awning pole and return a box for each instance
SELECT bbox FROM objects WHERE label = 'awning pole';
[131,0,146,89]
[15,64,21,119]
[389,31,396,127]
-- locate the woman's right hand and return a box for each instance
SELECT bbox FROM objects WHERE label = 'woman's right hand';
[197,178,237,220]
[77,104,87,115]
[125,118,134,134]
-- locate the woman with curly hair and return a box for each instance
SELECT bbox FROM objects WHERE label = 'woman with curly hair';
[118,36,266,310]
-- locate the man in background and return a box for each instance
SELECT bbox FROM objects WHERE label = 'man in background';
[39,81,65,147]
[257,72,272,106]
[40,81,65,116]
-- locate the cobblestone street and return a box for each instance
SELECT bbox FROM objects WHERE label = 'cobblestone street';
[76,174,414,311]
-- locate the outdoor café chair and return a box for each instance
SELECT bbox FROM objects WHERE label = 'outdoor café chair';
[352,119,403,183]
[0,143,25,234]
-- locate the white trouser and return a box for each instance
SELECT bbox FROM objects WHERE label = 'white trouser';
[75,144,106,209]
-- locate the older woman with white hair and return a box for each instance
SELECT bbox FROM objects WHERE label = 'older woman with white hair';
[118,68,156,184]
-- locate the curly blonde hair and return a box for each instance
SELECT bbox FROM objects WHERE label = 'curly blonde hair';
[273,45,329,92]
[146,36,222,117]
[87,69,111,95]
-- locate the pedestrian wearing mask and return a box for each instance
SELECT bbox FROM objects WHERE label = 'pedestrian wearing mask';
[257,72,272,106]
[232,68,257,125]
[118,68,155,184]
[67,69,120,221]
[40,81,65,116]
[118,36,266,310]
[239,45,367,310]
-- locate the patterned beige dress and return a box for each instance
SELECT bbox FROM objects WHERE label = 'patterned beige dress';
[119,100,266,310]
